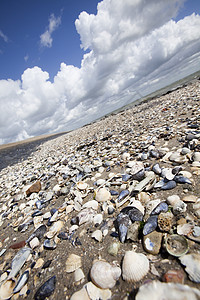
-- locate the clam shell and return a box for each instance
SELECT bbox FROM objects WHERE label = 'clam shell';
[165,234,189,257]
[122,251,149,282]
[77,181,88,190]
[70,286,90,300]
[179,253,200,283]
[86,281,112,300]
[90,260,121,289]
[46,220,64,239]
[66,254,82,273]
[0,279,15,299]
[135,281,200,300]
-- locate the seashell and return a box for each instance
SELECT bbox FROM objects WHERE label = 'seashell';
[46,220,63,238]
[150,202,168,216]
[118,189,129,202]
[161,180,176,190]
[161,168,174,180]
[129,199,145,214]
[74,268,85,285]
[179,253,200,283]
[122,251,149,282]
[8,247,31,279]
[90,260,121,289]
[127,221,140,241]
[143,215,158,236]
[43,239,57,250]
[135,280,200,300]
[129,161,144,175]
[34,276,56,300]
[34,258,44,269]
[177,223,194,235]
[91,230,103,242]
[145,199,161,215]
[107,241,120,256]
[165,234,189,257]
[134,172,155,192]
[77,208,96,225]
[192,152,200,162]
[0,278,15,299]
[93,214,103,226]
[116,212,130,243]
[95,188,111,202]
[137,192,151,204]
[152,163,162,175]
[169,152,187,164]
[121,206,143,222]
[66,254,82,273]
[154,178,166,189]
[77,181,88,190]
[122,173,132,182]
[82,200,98,210]
[86,281,112,300]
[70,286,90,300]
[172,200,187,215]
[29,237,40,249]
[167,195,180,206]
[132,169,145,181]
[33,216,43,229]
[193,200,200,218]
[13,270,29,294]
[174,175,192,184]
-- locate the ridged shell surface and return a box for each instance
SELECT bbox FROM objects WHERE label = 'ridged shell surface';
[66,254,82,273]
[122,251,149,282]
[179,253,200,283]
[90,260,121,289]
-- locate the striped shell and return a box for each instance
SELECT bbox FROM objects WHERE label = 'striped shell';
[122,251,149,282]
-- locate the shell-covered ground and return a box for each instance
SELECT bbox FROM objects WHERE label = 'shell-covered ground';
[0,78,200,299]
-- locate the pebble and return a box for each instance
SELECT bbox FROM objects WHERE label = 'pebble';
[143,231,163,254]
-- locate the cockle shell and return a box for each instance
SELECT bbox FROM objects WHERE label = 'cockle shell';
[66,254,82,273]
[135,281,200,300]
[90,260,121,289]
[95,188,111,202]
[179,253,200,283]
[0,279,15,299]
[122,251,149,282]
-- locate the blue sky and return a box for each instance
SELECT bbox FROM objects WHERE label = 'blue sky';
[0,0,200,144]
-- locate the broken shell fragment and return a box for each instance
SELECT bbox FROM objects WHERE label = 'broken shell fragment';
[34,275,56,300]
[8,247,31,279]
[179,253,200,283]
[165,234,189,257]
[90,260,121,289]
[122,251,149,282]
[66,254,82,273]
[95,188,111,202]
[0,279,15,299]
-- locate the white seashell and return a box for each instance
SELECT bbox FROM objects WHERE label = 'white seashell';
[34,258,44,269]
[182,195,197,203]
[66,205,74,214]
[177,223,194,235]
[29,237,40,249]
[173,200,187,215]
[96,179,106,186]
[135,280,200,300]
[86,281,112,300]
[91,230,103,242]
[179,253,200,283]
[66,254,82,273]
[167,195,180,206]
[193,200,200,218]
[179,171,192,178]
[77,208,96,225]
[74,268,85,285]
[161,168,174,180]
[145,199,160,216]
[93,214,103,225]
[192,152,200,162]
[77,181,88,190]
[82,200,99,210]
[70,286,90,300]
[46,220,63,239]
[95,188,111,202]
[0,279,15,299]
[129,199,145,214]
[122,152,130,161]
[33,216,43,229]
[90,260,121,289]
[122,251,149,282]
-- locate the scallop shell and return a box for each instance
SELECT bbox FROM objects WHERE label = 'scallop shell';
[95,188,111,202]
[135,280,200,300]
[90,260,121,289]
[179,253,200,283]
[122,251,149,282]
[66,254,82,273]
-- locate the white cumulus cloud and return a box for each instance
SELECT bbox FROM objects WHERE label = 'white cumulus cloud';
[40,14,61,48]
[0,0,200,144]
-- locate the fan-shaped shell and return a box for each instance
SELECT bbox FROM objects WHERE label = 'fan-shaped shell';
[122,251,149,282]
[95,188,111,202]
[179,253,200,283]
[66,254,82,273]
[90,260,121,289]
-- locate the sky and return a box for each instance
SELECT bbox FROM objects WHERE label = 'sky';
[0,0,200,144]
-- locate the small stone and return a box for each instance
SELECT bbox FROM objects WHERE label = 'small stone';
[30,237,40,249]
[107,242,120,256]
[127,221,140,241]
[143,231,163,255]
[26,181,41,196]
[9,240,26,249]
[163,269,185,284]
[182,195,197,203]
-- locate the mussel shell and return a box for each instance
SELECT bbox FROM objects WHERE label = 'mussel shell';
[152,163,162,175]
[161,180,176,190]
[150,202,168,216]
[34,275,56,300]
[174,176,192,184]
[118,190,129,201]
[121,206,143,222]
[132,169,145,181]
[43,239,57,250]
[116,212,130,243]
[13,270,29,294]
[143,215,158,236]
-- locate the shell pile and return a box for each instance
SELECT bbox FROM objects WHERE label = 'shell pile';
[0,78,200,298]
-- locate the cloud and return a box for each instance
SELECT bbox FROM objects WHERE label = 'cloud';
[0,30,8,42]
[0,0,200,144]
[24,54,29,62]
[40,14,61,48]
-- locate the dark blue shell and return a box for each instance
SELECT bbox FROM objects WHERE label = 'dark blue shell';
[143,215,158,236]
[116,212,130,243]
[150,202,168,216]
[34,276,56,300]
[110,190,119,196]
[161,180,176,190]
[174,175,192,184]
[121,206,143,222]
[122,174,132,182]
[118,189,129,201]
